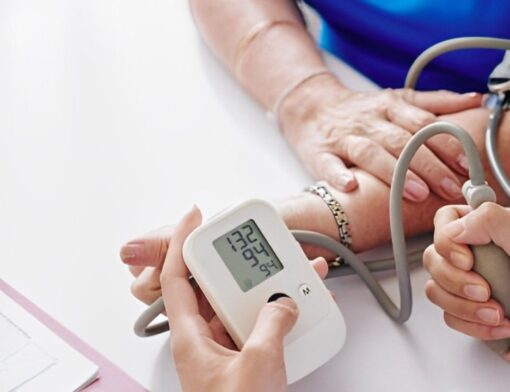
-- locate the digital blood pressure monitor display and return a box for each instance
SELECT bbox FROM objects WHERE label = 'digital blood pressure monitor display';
[182,200,346,383]
[213,219,284,292]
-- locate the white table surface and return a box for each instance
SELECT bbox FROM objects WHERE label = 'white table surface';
[1,1,509,391]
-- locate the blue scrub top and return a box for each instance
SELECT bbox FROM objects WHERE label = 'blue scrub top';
[304,0,510,92]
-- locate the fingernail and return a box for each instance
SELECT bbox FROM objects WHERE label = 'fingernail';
[337,172,356,188]
[457,154,469,173]
[491,326,510,339]
[443,220,465,239]
[440,177,462,199]
[449,251,470,269]
[476,308,501,325]
[274,297,298,312]
[120,243,142,263]
[403,180,429,202]
[463,92,479,98]
[463,284,489,302]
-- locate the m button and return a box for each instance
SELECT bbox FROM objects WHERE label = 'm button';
[299,284,311,297]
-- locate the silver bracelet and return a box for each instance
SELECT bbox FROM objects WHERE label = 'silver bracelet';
[304,182,352,267]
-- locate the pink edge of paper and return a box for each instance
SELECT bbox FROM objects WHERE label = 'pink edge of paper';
[0,279,147,392]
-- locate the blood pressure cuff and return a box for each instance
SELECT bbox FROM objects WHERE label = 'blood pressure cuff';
[490,51,510,84]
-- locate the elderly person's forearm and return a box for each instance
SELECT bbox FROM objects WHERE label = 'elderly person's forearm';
[189,0,335,111]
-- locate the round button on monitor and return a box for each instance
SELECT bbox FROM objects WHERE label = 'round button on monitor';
[268,292,290,302]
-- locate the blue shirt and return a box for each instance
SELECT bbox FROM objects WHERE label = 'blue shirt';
[304,0,510,92]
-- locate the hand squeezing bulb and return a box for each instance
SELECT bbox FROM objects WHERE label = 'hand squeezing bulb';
[463,181,510,356]
[472,244,510,355]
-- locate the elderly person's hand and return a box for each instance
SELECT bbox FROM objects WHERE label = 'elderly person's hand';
[122,206,329,391]
[279,73,482,202]
[424,202,510,360]
[190,1,484,203]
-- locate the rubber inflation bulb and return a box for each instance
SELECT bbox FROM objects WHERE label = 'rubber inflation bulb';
[472,243,510,355]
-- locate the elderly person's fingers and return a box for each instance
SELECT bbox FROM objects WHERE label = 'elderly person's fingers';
[312,151,357,192]
[334,135,430,202]
[363,121,463,201]
[424,133,468,175]
[386,100,468,175]
[397,89,483,115]
[284,87,481,204]
[389,89,481,178]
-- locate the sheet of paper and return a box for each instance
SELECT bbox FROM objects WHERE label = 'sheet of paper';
[0,292,98,392]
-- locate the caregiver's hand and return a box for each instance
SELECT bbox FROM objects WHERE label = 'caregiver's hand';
[120,211,329,305]
[120,204,329,305]
[279,74,482,202]
[122,206,329,391]
[424,202,510,359]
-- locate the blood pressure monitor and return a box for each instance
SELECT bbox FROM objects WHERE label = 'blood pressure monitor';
[183,199,346,383]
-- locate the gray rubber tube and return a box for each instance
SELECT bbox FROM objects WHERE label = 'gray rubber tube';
[405,37,510,89]
[388,121,489,324]
[390,121,510,356]
[134,122,492,336]
[133,235,422,337]
[134,121,490,335]
[486,102,510,197]
[137,36,510,336]
[490,51,510,82]
[292,231,413,323]
[136,124,485,335]
[405,36,510,198]
[405,37,510,355]
[134,297,169,337]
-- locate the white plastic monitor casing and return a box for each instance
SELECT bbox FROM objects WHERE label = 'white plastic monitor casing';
[182,199,346,384]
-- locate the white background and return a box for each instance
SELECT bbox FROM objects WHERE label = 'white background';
[1,1,509,391]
